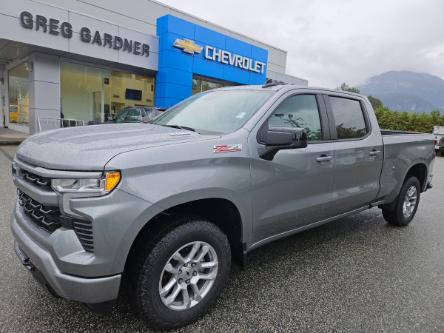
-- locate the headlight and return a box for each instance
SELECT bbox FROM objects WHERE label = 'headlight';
[51,171,121,195]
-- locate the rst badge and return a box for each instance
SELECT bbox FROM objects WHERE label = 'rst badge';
[213,144,242,153]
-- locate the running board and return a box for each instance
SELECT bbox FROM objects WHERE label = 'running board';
[248,205,369,252]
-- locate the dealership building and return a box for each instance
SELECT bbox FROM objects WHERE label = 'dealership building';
[0,0,307,134]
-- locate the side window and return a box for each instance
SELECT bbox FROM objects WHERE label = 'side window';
[268,94,322,141]
[125,108,141,121]
[329,96,368,139]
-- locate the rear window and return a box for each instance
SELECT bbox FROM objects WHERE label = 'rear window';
[329,96,368,139]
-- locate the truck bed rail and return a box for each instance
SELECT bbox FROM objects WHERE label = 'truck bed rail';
[381,129,427,135]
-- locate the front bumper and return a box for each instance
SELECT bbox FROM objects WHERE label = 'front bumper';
[11,212,121,304]
[10,158,162,303]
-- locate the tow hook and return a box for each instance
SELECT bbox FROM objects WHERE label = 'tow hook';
[22,257,35,271]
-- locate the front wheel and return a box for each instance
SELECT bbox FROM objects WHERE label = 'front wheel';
[130,218,231,330]
[382,176,421,227]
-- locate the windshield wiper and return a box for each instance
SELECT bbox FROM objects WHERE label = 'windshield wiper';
[161,124,196,132]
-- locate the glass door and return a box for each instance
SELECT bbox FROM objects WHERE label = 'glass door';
[60,61,155,124]
[8,63,31,129]
[61,62,108,124]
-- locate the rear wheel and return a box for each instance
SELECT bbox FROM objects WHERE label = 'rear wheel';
[382,176,420,226]
[129,218,231,330]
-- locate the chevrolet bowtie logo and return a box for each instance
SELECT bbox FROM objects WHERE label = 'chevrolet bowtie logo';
[173,39,202,55]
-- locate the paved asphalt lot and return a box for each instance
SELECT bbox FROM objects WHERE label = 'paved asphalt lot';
[0,145,443,332]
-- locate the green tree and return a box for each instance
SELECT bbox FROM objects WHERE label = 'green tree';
[374,106,444,133]
[339,83,360,93]
[430,110,441,125]
[368,96,383,109]
[337,82,443,132]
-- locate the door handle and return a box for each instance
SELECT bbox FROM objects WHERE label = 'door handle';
[316,155,333,163]
[369,149,381,156]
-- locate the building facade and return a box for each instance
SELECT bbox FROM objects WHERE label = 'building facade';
[0,0,307,134]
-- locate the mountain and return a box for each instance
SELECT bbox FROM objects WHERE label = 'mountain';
[358,71,444,113]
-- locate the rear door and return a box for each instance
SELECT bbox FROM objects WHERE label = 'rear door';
[249,91,341,244]
[324,94,383,215]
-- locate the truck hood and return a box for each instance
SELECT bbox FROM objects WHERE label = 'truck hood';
[16,123,211,170]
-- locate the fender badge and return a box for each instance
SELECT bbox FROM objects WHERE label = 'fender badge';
[213,144,242,153]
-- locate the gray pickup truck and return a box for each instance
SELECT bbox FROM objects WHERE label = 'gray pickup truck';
[11,84,434,329]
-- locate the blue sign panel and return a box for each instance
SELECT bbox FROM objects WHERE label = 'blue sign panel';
[155,15,268,108]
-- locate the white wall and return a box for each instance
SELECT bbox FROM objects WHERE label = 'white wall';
[0,0,159,71]
[1,0,299,80]
[29,53,61,133]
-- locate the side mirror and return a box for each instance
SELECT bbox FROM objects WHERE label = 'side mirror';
[258,127,308,160]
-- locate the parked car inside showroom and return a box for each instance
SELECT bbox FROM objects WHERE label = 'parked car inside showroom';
[113,106,163,123]
[87,106,163,125]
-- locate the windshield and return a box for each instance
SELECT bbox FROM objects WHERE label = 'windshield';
[152,89,274,134]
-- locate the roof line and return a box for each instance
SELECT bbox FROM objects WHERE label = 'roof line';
[148,0,287,53]
[32,0,287,54]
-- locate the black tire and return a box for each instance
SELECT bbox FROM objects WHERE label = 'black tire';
[129,217,231,330]
[382,176,421,227]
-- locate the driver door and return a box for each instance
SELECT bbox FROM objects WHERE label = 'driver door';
[250,93,339,244]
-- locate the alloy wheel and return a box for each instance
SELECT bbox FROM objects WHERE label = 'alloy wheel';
[402,185,418,219]
[158,241,218,311]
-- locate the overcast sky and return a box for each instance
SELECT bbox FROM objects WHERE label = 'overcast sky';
[156,0,444,87]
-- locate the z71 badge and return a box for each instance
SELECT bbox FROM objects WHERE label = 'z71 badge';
[213,144,242,153]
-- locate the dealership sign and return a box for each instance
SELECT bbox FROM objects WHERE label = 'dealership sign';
[173,38,266,74]
[19,11,150,57]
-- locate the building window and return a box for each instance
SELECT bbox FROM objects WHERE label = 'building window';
[192,76,232,95]
[60,61,155,123]
[8,63,31,125]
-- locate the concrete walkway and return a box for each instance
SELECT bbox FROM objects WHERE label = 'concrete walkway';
[0,128,28,145]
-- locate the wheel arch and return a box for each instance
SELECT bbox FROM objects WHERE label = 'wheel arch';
[404,162,428,192]
[379,161,428,211]
[123,197,246,277]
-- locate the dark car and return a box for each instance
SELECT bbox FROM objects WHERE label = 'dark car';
[113,106,163,123]
[87,107,163,125]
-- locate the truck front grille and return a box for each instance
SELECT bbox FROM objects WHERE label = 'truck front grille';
[18,190,61,232]
[17,190,94,252]
[21,169,51,189]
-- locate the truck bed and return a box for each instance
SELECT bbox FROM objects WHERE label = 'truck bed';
[377,130,434,202]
